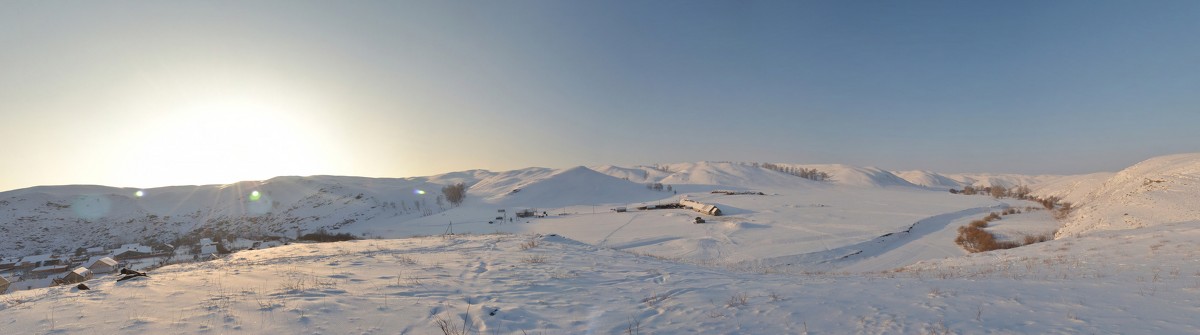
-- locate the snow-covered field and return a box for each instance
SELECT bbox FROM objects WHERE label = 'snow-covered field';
[2,155,1199,333]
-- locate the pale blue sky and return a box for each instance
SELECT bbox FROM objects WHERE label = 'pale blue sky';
[1,1,1198,191]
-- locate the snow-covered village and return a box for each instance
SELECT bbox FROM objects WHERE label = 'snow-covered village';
[4,1,1200,334]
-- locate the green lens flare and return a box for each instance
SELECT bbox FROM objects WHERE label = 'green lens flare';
[249,190,262,202]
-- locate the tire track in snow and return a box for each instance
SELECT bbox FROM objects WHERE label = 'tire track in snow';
[597,214,641,248]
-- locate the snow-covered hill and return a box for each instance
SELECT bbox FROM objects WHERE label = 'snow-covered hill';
[894,170,967,190]
[4,155,1200,333]
[472,166,665,208]
[1056,153,1200,237]
[0,175,468,258]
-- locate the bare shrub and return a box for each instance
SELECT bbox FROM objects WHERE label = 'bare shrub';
[726,292,749,307]
[522,255,547,264]
[519,239,539,251]
[984,212,1001,222]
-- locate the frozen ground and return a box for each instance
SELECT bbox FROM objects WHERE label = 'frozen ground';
[2,227,1199,334]
[2,154,1199,333]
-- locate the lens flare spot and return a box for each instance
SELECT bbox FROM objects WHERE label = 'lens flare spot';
[134,190,145,198]
[413,189,426,195]
[249,190,262,202]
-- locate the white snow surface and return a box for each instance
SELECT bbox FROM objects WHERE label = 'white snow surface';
[1056,153,1200,237]
[3,155,1200,333]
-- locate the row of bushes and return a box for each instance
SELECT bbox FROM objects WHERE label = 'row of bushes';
[299,229,358,242]
[954,209,1052,253]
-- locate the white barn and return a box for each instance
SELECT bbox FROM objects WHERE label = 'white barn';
[679,198,722,216]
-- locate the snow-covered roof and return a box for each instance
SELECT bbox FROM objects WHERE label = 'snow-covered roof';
[112,245,153,255]
[90,257,118,267]
[20,254,57,263]
[31,264,68,273]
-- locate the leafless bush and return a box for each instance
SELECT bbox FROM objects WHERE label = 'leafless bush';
[519,239,539,251]
[522,255,547,264]
[984,212,1002,222]
[726,292,749,307]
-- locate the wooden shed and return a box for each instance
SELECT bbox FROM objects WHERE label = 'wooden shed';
[0,275,10,294]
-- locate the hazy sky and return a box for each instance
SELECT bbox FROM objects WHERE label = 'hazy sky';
[2,1,1198,191]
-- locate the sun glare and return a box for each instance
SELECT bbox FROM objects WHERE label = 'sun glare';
[122,93,341,187]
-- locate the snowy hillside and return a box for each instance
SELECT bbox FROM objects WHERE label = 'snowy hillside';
[895,170,1062,191]
[894,170,967,190]
[1027,172,1114,205]
[471,166,665,208]
[1056,153,1200,237]
[0,175,476,258]
[4,155,1200,333]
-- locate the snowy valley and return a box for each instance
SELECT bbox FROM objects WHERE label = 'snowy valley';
[2,155,1199,334]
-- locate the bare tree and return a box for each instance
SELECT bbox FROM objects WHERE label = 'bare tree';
[441,183,468,207]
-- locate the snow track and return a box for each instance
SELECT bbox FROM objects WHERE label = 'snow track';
[748,203,1007,272]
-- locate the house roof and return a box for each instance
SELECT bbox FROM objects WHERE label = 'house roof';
[20,254,57,263]
[68,267,91,277]
[31,264,69,273]
[90,257,118,267]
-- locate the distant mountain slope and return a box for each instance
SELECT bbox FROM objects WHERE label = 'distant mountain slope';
[944,173,1059,189]
[1028,172,1114,205]
[0,176,459,258]
[473,166,666,207]
[1055,153,1200,237]
[656,162,820,188]
[780,164,917,188]
[894,170,967,190]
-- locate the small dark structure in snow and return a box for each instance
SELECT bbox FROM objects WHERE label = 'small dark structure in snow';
[694,217,706,224]
[680,198,722,216]
[515,208,538,218]
[612,207,627,213]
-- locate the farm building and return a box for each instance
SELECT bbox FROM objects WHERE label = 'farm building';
[60,267,92,285]
[200,244,218,257]
[89,257,119,274]
[679,198,722,216]
[515,208,539,218]
[0,274,9,294]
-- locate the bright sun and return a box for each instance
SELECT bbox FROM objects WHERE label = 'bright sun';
[125,94,337,187]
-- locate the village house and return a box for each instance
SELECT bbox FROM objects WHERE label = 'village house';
[0,257,18,271]
[28,264,70,279]
[88,257,119,274]
[17,253,63,269]
[85,246,107,256]
[111,243,155,261]
[58,267,92,285]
